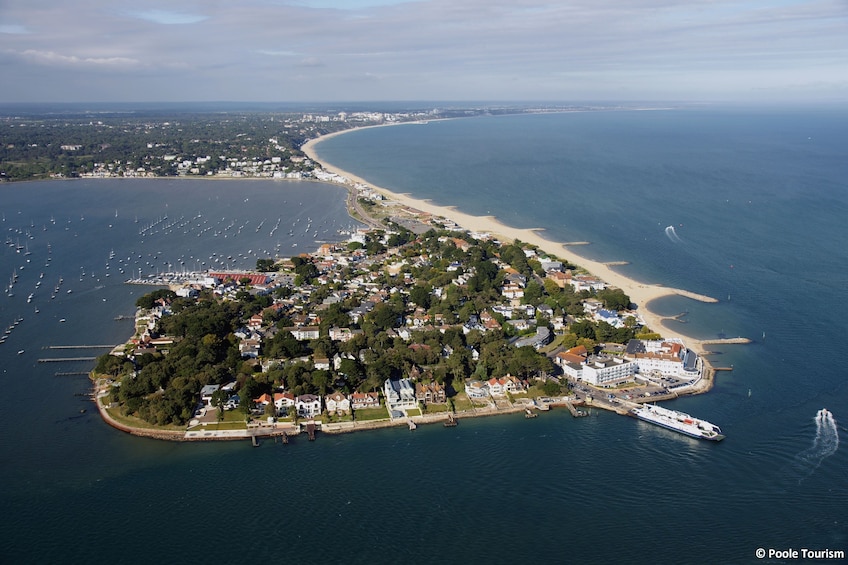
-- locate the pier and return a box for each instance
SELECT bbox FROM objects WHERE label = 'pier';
[562,399,588,418]
[697,337,752,345]
[38,357,96,363]
[45,345,116,350]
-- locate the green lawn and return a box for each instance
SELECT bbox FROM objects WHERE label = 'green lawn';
[354,407,390,422]
[451,396,476,412]
[104,405,185,431]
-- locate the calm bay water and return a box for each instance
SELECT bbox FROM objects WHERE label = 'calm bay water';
[2,108,847,564]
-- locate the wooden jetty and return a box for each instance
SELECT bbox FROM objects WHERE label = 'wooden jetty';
[306,421,316,441]
[444,413,457,427]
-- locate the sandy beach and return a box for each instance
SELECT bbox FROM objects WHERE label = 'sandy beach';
[302,126,719,353]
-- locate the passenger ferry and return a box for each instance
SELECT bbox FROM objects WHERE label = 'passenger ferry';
[630,404,725,441]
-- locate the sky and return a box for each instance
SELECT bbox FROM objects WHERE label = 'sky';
[1,0,846,104]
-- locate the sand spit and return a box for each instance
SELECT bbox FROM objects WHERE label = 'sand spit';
[303,127,721,353]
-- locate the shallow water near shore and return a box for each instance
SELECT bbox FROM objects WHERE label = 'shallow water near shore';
[2,107,848,564]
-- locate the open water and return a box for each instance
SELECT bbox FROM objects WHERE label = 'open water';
[1,107,847,564]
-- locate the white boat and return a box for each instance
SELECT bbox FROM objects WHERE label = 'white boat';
[630,404,725,441]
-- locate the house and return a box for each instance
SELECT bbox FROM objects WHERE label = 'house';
[239,338,261,358]
[539,259,563,272]
[514,326,552,349]
[325,391,351,414]
[487,377,505,396]
[501,283,525,299]
[289,326,320,340]
[479,311,501,331]
[200,384,220,407]
[254,393,273,408]
[555,345,588,368]
[486,374,527,397]
[465,379,489,399]
[329,327,361,342]
[502,374,525,394]
[415,381,447,404]
[350,391,380,410]
[546,270,570,288]
[295,394,322,418]
[247,314,264,329]
[384,378,418,411]
[274,392,295,411]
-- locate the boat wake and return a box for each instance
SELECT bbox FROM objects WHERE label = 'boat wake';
[664,225,683,243]
[791,409,839,483]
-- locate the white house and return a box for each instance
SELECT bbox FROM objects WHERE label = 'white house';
[350,391,380,410]
[384,378,417,411]
[325,392,351,415]
[295,394,322,418]
[200,384,220,407]
[465,380,490,399]
[274,392,295,411]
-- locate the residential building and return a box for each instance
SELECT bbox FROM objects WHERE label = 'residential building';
[295,394,322,418]
[350,391,380,410]
[325,391,351,415]
[384,378,417,411]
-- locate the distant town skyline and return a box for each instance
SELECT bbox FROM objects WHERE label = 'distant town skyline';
[1,0,846,104]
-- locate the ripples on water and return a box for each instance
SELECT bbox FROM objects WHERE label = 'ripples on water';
[3,108,848,563]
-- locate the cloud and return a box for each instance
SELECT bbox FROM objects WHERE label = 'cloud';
[16,49,143,68]
[291,0,416,9]
[1,0,846,102]
[257,50,298,57]
[297,57,325,67]
[126,9,208,25]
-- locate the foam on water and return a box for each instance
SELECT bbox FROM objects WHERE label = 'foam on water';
[792,409,839,482]
[664,225,683,243]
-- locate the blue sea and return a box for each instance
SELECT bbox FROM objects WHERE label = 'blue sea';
[1,107,846,564]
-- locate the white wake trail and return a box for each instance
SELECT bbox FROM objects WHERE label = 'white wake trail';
[664,225,683,243]
[793,409,839,482]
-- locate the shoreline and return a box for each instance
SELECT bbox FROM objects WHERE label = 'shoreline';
[302,125,719,355]
[91,121,736,441]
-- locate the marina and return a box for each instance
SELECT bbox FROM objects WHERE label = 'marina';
[2,103,847,565]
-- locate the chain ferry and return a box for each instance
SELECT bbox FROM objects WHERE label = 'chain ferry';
[630,404,725,441]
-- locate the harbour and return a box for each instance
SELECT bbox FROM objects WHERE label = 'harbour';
[1,108,846,564]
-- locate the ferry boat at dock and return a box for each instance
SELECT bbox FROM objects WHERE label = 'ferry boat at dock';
[630,404,725,441]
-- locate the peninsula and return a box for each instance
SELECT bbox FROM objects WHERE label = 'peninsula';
[92,126,745,441]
